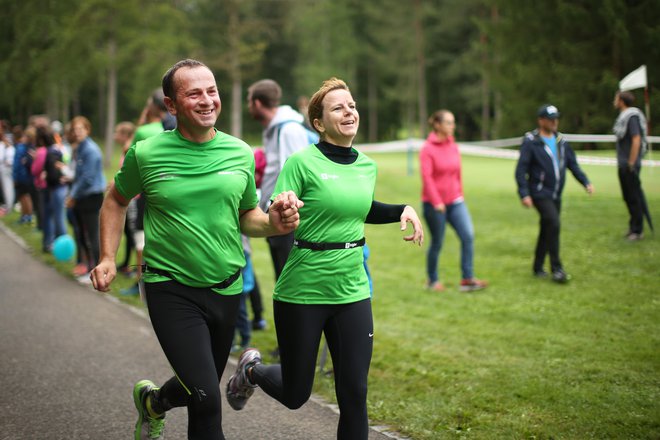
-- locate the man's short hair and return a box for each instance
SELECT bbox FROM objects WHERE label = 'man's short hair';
[162,59,208,101]
[617,90,635,107]
[248,79,282,109]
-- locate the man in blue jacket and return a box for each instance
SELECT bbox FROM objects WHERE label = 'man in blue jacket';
[515,104,594,283]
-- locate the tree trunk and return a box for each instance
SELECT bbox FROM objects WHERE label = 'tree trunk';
[60,82,70,124]
[104,39,117,169]
[228,1,242,138]
[367,63,378,143]
[480,30,490,140]
[413,0,427,138]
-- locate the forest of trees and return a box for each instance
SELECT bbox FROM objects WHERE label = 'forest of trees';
[1,0,658,152]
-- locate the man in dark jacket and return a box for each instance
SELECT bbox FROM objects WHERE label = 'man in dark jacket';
[613,90,649,241]
[515,104,594,283]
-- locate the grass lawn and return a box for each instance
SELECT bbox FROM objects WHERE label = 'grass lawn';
[3,149,658,439]
[250,151,659,439]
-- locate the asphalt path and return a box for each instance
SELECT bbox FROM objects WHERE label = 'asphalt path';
[0,227,400,440]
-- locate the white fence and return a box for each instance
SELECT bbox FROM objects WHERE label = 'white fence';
[356,134,660,167]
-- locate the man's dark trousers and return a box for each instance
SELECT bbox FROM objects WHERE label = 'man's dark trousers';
[532,198,562,273]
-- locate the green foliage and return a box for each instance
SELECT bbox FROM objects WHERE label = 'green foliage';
[0,0,658,143]
[485,0,660,137]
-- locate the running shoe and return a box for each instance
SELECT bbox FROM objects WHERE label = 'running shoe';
[460,278,488,292]
[533,270,549,278]
[133,379,165,440]
[226,348,261,410]
[17,215,33,225]
[551,269,571,284]
[252,319,267,330]
[72,263,88,277]
[426,281,446,292]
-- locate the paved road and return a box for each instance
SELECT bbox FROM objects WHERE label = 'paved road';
[0,227,399,440]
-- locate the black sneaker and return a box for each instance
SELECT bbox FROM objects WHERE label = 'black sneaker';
[252,319,267,330]
[534,270,549,278]
[551,269,570,283]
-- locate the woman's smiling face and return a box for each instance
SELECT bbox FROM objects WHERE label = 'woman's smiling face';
[314,89,359,146]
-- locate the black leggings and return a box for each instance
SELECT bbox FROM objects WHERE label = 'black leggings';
[252,298,373,440]
[145,280,240,440]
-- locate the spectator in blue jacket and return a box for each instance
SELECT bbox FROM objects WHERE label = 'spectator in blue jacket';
[67,116,106,276]
[515,104,594,283]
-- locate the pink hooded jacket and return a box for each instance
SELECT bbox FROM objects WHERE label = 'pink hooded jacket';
[419,131,464,207]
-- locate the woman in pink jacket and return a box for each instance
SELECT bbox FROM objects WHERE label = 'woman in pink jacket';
[420,110,487,292]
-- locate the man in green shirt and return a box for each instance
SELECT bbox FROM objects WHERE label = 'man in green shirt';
[90,59,302,440]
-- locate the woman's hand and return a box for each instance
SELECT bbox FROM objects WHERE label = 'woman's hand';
[400,205,424,246]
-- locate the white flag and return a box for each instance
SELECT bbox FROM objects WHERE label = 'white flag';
[619,65,647,91]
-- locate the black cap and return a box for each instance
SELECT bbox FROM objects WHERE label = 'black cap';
[538,104,560,119]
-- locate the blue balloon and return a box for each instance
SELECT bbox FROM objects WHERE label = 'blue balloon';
[53,234,76,262]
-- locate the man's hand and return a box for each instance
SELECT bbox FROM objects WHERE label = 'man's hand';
[434,203,446,213]
[521,196,533,208]
[268,191,304,234]
[585,184,595,195]
[400,205,424,246]
[90,259,117,292]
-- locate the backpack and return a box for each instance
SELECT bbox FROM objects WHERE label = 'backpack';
[276,120,319,146]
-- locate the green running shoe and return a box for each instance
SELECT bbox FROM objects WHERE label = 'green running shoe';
[133,379,165,439]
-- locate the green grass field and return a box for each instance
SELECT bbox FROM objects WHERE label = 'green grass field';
[250,152,660,439]
[3,150,658,439]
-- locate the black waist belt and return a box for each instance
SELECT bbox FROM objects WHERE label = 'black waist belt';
[293,237,365,251]
[141,265,241,290]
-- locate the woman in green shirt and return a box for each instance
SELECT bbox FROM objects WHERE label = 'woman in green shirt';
[226,78,424,439]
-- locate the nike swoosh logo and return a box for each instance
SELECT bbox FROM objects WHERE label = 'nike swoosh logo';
[368,333,374,338]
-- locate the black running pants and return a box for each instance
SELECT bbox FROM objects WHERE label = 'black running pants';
[145,280,241,440]
[251,298,373,440]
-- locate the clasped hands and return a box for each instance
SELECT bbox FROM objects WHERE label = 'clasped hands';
[268,191,305,233]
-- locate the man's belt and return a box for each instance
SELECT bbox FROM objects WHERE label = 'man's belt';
[141,265,241,290]
[293,237,366,251]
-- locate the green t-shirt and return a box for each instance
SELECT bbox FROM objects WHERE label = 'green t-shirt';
[134,121,164,143]
[114,129,258,294]
[272,145,377,304]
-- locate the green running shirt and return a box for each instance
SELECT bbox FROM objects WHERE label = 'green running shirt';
[114,129,258,294]
[133,121,164,143]
[272,145,377,304]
